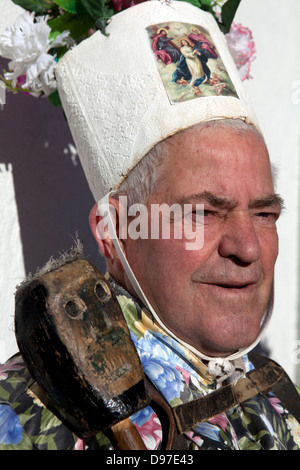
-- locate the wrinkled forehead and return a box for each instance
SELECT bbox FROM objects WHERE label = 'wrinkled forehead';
[159,120,269,172]
[150,122,274,202]
[164,119,266,148]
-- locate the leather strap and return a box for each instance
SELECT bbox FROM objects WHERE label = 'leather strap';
[172,360,285,434]
[249,352,300,425]
[146,379,176,450]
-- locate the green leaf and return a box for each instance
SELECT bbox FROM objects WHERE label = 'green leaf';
[117,295,143,340]
[48,11,94,40]
[242,406,259,416]
[12,0,56,14]
[238,436,261,450]
[221,0,241,33]
[31,432,58,450]
[52,0,78,14]
[79,0,114,21]
[48,90,62,107]
[170,396,183,407]
[49,30,62,40]
[179,0,213,13]
[199,0,214,9]
[253,429,269,441]
[0,385,9,402]
[94,17,109,36]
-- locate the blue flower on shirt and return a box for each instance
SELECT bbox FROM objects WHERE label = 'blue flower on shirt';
[130,330,187,402]
[194,422,221,442]
[0,404,23,445]
[130,406,154,427]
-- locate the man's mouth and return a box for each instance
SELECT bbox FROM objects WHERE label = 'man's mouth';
[198,281,258,293]
[214,283,254,289]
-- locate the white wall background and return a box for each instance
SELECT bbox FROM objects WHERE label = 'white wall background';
[1,0,300,383]
[235,0,300,385]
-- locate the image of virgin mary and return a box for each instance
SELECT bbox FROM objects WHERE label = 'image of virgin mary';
[146,21,238,103]
[172,38,211,87]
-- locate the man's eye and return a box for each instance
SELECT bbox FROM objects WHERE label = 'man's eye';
[196,210,213,219]
[188,209,217,224]
[259,212,277,218]
[203,210,213,217]
[192,209,208,217]
[255,212,279,223]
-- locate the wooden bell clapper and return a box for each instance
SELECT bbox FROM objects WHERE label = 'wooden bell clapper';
[14,258,151,449]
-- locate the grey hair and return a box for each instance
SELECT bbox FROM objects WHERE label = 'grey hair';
[111,118,272,205]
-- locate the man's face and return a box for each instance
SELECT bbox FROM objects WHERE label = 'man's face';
[123,125,282,357]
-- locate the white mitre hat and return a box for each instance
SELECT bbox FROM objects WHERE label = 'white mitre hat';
[56,0,260,203]
[56,0,270,376]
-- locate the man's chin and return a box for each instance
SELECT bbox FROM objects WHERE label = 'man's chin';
[197,335,258,358]
[188,326,261,358]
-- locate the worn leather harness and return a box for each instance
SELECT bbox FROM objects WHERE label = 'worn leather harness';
[27,350,300,450]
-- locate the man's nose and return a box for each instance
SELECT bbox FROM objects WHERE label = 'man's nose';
[218,212,261,264]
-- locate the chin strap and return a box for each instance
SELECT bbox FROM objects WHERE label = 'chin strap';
[97,193,273,381]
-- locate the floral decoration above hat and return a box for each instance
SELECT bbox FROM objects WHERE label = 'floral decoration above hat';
[0,0,255,106]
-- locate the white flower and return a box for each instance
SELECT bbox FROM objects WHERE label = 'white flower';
[287,417,300,446]
[0,11,70,95]
[225,22,256,81]
[24,52,57,95]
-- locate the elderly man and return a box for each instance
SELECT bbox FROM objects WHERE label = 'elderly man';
[93,119,281,357]
[1,1,300,451]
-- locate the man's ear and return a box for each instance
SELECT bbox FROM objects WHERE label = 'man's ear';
[89,199,125,272]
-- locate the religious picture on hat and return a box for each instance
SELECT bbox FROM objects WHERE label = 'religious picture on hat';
[147,22,238,104]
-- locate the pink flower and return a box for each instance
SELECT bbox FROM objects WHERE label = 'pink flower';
[133,412,162,450]
[0,357,24,381]
[111,0,147,12]
[74,438,85,450]
[176,365,190,385]
[225,22,256,81]
[185,431,204,447]
[268,396,285,415]
[208,414,228,431]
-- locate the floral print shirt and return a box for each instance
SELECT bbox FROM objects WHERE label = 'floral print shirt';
[0,277,300,450]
